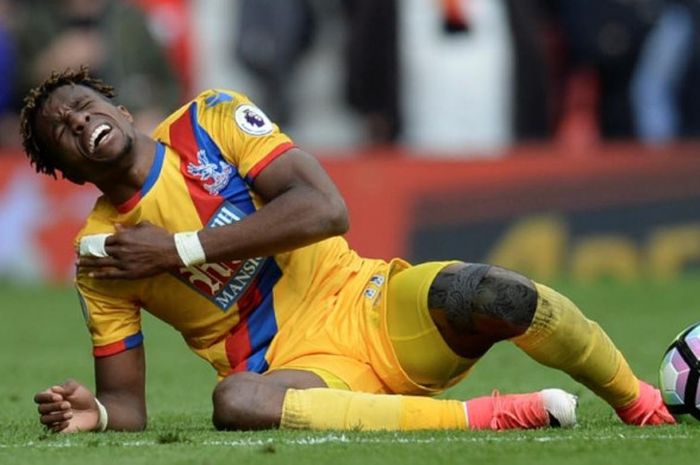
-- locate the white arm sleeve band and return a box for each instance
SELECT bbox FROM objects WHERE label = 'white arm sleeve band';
[173,231,206,267]
[79,234,112,257]
[95,398,108,432]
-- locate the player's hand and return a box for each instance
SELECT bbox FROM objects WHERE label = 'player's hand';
[34,379,100,433]
[78,222,180,279]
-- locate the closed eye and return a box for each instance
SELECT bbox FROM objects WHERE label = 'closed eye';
[69,98,89,110]
[53,122,66,143]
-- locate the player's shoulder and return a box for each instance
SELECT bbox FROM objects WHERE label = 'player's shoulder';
[184,89,252,113]
[73,197,119,247]
[197,89,250,108]
[151,89,252,139]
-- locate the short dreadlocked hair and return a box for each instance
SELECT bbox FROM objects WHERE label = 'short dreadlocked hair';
[20,66,116,178]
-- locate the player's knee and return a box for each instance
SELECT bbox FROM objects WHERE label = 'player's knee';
[429,264,538,337]
[212,374,251,430]
[212,372,281,431]
[476,266,538,328]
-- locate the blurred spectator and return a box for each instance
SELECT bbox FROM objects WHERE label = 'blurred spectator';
[504,0,553,141]
[343,0,400,144]
[553,0,662,140]
[134,0,194,97]
[10,0,182,135]
[0,0,14,113]
[678,2,700,138]
[631,0,700,143]
[0,0,17,148]
[399,0,515,153]
[235,0,316,126]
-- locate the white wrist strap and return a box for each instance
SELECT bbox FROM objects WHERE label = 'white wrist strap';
[173,231,206,267]
[79,234,112,257]
[95,398,108,432]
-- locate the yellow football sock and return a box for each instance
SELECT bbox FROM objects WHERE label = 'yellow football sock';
[280,388,467,430]
[512,283,639,407]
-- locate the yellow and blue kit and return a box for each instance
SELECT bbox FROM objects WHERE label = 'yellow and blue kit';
[75,89,438,394]
[74,90,642,418]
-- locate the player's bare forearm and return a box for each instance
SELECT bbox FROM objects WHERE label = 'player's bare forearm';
[203,148,348,261]
[33,347,146,433]
[34,379,147,433]
[96,392,147,431]
[78,148,348,279]
[95,346,148,431]
[77,222,179,279]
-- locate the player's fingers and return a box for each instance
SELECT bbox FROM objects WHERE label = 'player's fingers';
[49,420,71,433]
[105,232,120,245]
[40,410,73,426]
[78,256,120,268]
[37,401,70,415]
[34,391,62,404]
[62,379,80,389]
[58,379,84,395]
[81,266,124,279]
[88,268,131,279]
[51,380,79,396]
[50,384,67,395]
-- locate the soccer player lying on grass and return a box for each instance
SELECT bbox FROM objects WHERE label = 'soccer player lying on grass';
[23,67,674,434]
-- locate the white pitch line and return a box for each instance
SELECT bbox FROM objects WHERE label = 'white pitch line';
[0,431,693,449]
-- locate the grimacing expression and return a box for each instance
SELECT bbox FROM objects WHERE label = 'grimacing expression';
[34,84,135,179]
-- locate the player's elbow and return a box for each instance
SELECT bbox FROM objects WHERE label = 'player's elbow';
[320,195,349,237]
[129,415,148,431]
[121,420,147,432]
[101,402,148,432]
[111,413,148,432]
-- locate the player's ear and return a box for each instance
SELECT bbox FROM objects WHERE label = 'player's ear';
[117,105,134,123]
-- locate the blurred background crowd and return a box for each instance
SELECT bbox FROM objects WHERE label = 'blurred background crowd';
[1,0,699,155]
[1,0,699,284]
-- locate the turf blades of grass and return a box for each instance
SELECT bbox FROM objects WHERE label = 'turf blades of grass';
[2,274,700,464]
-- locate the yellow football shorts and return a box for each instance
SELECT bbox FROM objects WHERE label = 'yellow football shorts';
[266,260,476,395]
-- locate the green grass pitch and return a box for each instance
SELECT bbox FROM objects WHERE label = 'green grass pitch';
[2,275,700,465]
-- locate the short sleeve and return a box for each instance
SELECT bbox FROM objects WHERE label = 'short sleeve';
[76,274,143,358]
[195,90,296,183]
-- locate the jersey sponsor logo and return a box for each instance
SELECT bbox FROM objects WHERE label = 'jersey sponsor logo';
[234,104,273,136]
[173,202,266,310]
[187,149,233,195]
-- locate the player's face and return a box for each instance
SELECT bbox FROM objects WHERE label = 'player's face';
[34,84,136,181]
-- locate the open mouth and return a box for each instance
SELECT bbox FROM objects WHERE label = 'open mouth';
[88,124,112,154]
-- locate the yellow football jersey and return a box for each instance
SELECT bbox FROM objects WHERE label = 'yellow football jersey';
[75,90,389,379]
